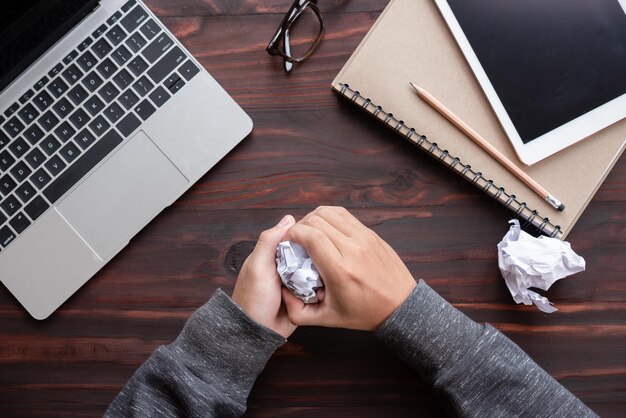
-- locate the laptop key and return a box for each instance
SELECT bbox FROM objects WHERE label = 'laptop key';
[107,11,123,26]
[92,24,107,39]
[0,226,16,248]
[34,76,49,91]
[62,50,79,65]
[98,82,121,103]
[164,73,180,89]
[0,175,17,196]
[62,64,84,85]
[45,155,66,176]
[77,51,98,72]
[128,55,149,77]
[112,45,133,66]
[132,76,154,97]
[85,95,105,116]
[30,168,52,190]
[113,68,134,90]
[43,129,123,204]
[134,99,156,121]
[179,60,200,81]
[117,113,141,137]
[140,19,160,40]
[52,98,75,119]
[168,78,186,94]
[40,135,61,156]
[38,111,60,131]
[78,36,94,52]
[122,0,137,12]
[83,71,104,93]
[10,161,32,183]
[60,142,81,164]
[4,102,19,118]
[54,122,76,143]
[75,129,96,150]
[8,137,29,159]
[48,63,64,78]
[96,58,118,79]
[147,46,186,83]
[18,104,40,125]
[24,196,49,222]
[106,24,127,46]
[68,84,89,105]
[121,5,148,32]
[15,181,36,203]
[25,148,45,169]
[9,212,30,234]
[0,150,16,171]
[48,78,69,98]
[89,115,111,137]
[149,86,170,107]
[1,195,21,217]
[0,131,9,150]
[69,108,91,130]
[119,89,139,110]
[23,125,44,145]
[93,38,113,59]
[142,33,174,63]
[125,32,147,53]
[4,116,25,138]
[104,102,124,123]
[19,89,35,104]
[33,91,53,111]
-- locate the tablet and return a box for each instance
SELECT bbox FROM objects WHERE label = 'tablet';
[434,0,626,165]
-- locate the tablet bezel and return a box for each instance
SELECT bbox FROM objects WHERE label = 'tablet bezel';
[433,0,626,165]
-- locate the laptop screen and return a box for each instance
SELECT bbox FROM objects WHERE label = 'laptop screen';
[0,0,99,92]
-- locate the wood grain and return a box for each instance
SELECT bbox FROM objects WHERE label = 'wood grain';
[0,0,625,417]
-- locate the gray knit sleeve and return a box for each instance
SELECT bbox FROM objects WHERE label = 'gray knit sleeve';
[376,280,598,417]
[105,289,286,418]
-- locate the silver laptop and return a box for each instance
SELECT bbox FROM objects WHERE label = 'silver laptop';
[0,0,252,319]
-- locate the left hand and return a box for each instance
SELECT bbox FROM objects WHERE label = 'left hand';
[232,215,297,338]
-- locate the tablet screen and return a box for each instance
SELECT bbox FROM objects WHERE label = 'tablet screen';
[446,0,626,144]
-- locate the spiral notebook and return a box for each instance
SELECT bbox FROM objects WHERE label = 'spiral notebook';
[332,0,626,239]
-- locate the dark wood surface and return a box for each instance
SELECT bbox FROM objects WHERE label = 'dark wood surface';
[1,1,625,416]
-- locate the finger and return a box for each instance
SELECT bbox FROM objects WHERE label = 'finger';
[284,223,342,279]
[312,206,368,237]
[252,215,296,265]
[282,288,327,326]
[300,213,348,250]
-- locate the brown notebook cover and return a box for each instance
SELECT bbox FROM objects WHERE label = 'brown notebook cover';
[332,0,626,239]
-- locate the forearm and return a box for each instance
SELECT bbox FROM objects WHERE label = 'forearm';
[376,280,597,417]
[105,289,285,418]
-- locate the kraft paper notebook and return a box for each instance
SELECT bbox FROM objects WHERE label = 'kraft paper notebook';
[332,0,626,239]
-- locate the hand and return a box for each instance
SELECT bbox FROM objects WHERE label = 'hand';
[281,206,416,331]
[232,215,297,338]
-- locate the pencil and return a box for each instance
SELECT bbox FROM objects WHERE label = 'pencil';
[409,82,565,212]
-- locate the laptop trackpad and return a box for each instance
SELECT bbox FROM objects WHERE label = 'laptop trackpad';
[57,131,188,258]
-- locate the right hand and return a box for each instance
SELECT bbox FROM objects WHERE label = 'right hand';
[281,206,416,331]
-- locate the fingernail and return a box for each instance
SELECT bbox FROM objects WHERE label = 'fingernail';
[278,215,292,227]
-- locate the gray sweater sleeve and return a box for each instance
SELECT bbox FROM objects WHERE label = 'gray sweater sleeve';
[105,289,285,418]
[376,280,598,417]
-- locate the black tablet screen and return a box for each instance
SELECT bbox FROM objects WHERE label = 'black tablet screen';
[446,0,626,143]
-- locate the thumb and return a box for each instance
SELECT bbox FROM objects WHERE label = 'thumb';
[253,215,296,261]
[282,287,327,326]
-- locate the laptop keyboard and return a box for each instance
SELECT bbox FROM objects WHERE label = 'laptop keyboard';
[0,0,200,251]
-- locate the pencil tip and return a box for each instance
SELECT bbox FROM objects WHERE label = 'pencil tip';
[409,82,419,91]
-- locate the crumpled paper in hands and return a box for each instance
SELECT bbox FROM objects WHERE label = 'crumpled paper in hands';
[497,220,585,313]
[276,241,324,304]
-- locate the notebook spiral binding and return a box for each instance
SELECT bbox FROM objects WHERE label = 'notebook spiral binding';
[336,83,563,238]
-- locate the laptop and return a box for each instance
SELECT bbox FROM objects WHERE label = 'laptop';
[0,0,253,319]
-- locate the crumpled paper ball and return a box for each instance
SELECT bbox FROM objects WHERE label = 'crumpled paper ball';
[276,241,324,303]
[497,220,585,313]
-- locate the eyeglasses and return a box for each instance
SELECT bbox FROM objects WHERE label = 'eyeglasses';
[266,0,326,72]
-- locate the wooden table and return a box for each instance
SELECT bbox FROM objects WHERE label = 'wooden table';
[1,1,625,416]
